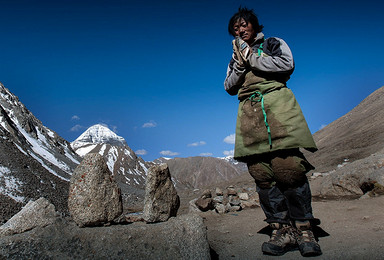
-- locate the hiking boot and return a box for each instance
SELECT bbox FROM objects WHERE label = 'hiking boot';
[295,221,322,257]
[262,223,297,256]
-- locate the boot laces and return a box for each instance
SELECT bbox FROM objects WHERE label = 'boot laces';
[269,225,296,246]
[297,229,317,244]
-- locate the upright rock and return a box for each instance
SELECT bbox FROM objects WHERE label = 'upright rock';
[143,163,180,223]
[68,153,122,227]
[0,197,57,237]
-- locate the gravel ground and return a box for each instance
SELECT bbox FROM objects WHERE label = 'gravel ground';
[202,195,384,260]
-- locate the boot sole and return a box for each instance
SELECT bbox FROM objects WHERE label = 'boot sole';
[299,243,322,257]
[262,243,297,256]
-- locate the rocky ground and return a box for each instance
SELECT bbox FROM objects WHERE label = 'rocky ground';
[201,195,384,259]
[177,168,384,260]
[1,170,383,259]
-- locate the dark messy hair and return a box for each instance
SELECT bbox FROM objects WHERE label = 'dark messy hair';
[228,7,264,37]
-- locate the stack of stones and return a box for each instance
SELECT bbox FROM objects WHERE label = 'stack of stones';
[192,185,260,214]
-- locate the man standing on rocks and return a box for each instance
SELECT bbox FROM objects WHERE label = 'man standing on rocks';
[224,7,322,257]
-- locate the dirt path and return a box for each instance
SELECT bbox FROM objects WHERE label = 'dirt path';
[201,196,384,259]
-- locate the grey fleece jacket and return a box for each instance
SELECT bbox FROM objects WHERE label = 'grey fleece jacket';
[224,32,295,96]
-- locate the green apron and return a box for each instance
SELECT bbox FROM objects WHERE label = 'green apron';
[234,80,317,162]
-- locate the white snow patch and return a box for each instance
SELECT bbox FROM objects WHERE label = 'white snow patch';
[36,128,51,148]
[71,140,90,150]
[75,144,97,157]
[47,129,55,138]
[99,144,107,156]
[218,156,238,164]
[29,152,69,181]
[139,161,148,175]
[171,177,177,187]
[134,168,142,176]
[0,166,11,175]
[13,122,72,174]
[0,120,8,132]
[14,143,28,156]
[0,166,25,202]
[106,146,118,173]
[64,147,80,165]
[124,149,133,159]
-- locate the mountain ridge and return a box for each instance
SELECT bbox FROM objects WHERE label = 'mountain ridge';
[3,81,384,223]
[0,83,82,222]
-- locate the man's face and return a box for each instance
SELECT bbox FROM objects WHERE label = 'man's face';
[233,18,256,44]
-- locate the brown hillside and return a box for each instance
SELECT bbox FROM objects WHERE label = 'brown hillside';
[166,156,243,190]
[304,86,384,173]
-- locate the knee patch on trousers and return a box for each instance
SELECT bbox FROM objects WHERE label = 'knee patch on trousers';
[247,162,274,189]
[271,156,308,187]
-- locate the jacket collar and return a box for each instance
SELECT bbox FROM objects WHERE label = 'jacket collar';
[250,32,265,46]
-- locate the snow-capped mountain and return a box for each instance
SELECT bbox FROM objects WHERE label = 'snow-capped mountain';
[0,83,82,222]
[71,126,248,192]
[71,124,126,150]
[71,124,149,192]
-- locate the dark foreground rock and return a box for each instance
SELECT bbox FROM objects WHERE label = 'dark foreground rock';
[0,214,210,260]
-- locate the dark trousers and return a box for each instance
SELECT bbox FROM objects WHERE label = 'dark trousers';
[247,149,317,224]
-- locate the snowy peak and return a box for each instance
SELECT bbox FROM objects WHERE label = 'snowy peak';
[70,124,149,190]
[71,124,126,149]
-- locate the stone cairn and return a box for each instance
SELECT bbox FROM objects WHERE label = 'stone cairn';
[191,185,260,214]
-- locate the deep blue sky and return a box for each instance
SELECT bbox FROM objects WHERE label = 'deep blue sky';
[0,0,383,161]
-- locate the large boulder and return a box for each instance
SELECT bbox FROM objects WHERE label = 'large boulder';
[143,163,180,223]
[0,214,211,260]
[68,153,122,227]
[310,149,384,198]
[0,197,57,237]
